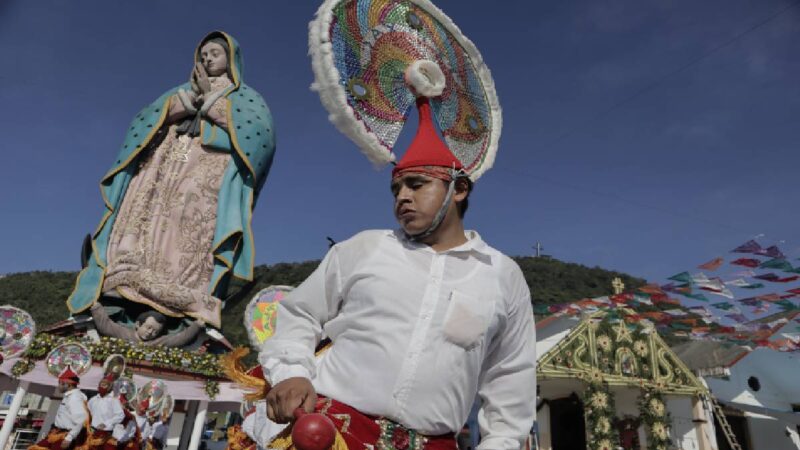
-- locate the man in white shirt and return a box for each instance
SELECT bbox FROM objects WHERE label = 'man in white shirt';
[144,415,168,450]
[134,400,150,447]
[30,367,88,450]
[85,375,125,449]
[259,98,536,449]
[111,382,139,450]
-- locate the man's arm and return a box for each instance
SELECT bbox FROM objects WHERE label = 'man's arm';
[108,399,126,428]
[258,245,344,422]
[90,303,136,341]
[66,394,88,442]
[476,267,537,450]
[149,320,203,347]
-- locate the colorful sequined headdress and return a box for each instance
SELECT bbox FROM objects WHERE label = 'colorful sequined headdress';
[309,0,502,181]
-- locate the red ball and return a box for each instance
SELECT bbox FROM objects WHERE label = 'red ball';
[292,408,337,450]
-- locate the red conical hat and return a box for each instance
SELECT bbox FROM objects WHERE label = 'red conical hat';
[392,98,461,179]
[58,366,80,384]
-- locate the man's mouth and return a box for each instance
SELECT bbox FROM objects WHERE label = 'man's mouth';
[398,208,415,220]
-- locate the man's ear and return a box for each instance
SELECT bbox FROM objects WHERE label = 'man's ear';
[453,178,469,201]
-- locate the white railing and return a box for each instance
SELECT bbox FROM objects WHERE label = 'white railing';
[9,429,38,450]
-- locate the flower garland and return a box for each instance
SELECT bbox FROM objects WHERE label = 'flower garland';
[583,380,619,450]
[22,333,225,378]
[11,358,35,378]
[638,388,672,450]
[205,380,220,400]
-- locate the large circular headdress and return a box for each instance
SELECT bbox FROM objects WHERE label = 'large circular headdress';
[309,0,502,181]
[137,380,167,416]
[0,306,36,360]
[161,394,175,419]
[245,286,294,347]
[46,342,92,378]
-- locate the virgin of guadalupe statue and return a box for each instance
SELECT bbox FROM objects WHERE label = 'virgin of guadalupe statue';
[67,31,276,333]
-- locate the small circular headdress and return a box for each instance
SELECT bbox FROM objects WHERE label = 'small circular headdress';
[0,306,36,361]
[103,354,126,381]
[113,377,138,404]
[46,342,92,379]
[309,0,502,181]
[161,394,175,421]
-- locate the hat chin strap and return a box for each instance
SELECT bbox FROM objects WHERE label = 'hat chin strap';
[406,177,457,242]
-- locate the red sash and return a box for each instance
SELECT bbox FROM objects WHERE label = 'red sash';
[315,397,456,450]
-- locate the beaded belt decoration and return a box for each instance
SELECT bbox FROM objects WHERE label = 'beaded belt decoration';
[376,418,428,450]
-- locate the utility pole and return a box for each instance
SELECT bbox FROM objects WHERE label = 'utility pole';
[533,242,544,258]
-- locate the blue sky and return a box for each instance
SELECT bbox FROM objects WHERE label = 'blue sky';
[1,0,799,284]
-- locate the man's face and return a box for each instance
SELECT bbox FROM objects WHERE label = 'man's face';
[136,317,163,341]
[98,380,112,396]
[200,41,228,77]
[391,173,449,236]
[57,380,73,394]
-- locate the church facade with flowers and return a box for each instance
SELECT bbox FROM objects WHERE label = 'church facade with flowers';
[534,311,718,450]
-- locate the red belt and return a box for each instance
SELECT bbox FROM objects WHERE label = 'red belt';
[315,397,456,450]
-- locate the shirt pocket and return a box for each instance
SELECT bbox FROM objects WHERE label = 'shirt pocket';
[442,290,495,350]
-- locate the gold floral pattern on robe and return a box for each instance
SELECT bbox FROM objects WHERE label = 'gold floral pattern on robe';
[103,76,233,327]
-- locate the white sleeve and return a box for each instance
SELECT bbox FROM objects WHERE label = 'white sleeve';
[110,400,126,427]
[66,395,88,441]
[476,269,537,450]
[258,246,343,385]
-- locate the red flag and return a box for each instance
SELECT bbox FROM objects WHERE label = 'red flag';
[698,257,724,271]
[731,258,761,268]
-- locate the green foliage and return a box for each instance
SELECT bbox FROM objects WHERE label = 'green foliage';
[0,257,645,351]
[514,256,646,306]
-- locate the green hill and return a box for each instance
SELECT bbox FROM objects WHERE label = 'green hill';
[0,257,645,349]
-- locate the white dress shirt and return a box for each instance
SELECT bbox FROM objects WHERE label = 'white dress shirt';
[243,402,275,450]
[259,230,536,449]
[112,413,137,443]
[53,388,88,442]
[146,420,168,444]
[136,414,149,442]
[87,393,125,431]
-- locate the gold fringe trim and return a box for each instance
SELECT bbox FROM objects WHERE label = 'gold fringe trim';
[220,347,270,401]
[46,429,68,443]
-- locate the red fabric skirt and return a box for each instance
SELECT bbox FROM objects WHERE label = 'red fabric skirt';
[84,429,118,450]
[28,427,86,450]
[314,397,456,450]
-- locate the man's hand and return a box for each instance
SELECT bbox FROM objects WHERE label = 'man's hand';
[60,439,71,449]
[266,377,317,424]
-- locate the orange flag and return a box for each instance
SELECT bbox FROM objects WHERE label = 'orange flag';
[698,257,724,271]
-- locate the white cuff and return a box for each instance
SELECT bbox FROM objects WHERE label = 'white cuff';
[476,436,525,450]
[262,359,312,386]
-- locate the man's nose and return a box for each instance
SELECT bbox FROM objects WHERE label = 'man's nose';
[396,186,413,201]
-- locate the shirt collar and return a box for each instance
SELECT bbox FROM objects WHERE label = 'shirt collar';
[390,229,491,257]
